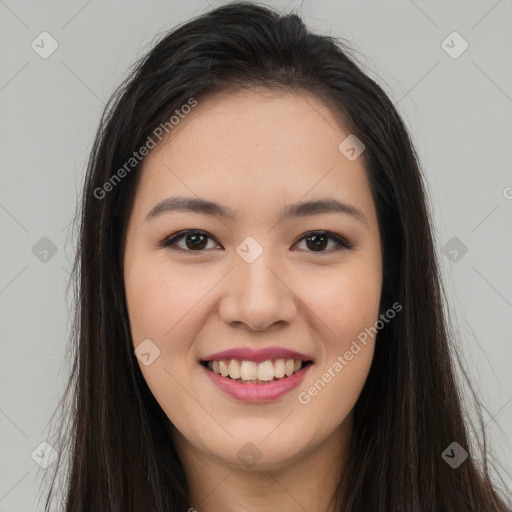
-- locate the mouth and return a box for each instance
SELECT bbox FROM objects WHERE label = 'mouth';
[200,358,314,384]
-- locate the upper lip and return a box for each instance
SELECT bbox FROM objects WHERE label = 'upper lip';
[202,347,314,363]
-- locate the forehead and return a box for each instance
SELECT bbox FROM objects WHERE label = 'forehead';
[134,88,375,225]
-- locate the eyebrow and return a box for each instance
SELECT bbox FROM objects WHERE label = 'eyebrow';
[145,196,368,227]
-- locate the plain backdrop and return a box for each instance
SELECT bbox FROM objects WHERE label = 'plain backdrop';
[0,0,511,509]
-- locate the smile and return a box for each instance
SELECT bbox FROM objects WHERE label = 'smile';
[201,358,313,383]
[200,358,314,402]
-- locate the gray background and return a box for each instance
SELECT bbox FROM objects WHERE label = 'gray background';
[1,0,511,509]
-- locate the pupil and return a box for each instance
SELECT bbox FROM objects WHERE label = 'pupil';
[186,234,207,250]
[307,234,327,251]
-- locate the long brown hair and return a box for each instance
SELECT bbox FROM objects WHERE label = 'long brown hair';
[42,2,512,510]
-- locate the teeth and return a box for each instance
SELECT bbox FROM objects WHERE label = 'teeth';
[219,360,229,377]
[285,359,294,376]
[274,358,285,378]
[240,360,257,380]
[257,360,274,381]
[206,358,307,382]
[228,359,241,379]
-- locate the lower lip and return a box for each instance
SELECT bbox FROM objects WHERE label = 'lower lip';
[201,363,313,402]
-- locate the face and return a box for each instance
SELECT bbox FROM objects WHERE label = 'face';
[123,88,382,472]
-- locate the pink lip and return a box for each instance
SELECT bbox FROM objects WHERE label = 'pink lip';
[202,347,313,363]
[201,362,313,402]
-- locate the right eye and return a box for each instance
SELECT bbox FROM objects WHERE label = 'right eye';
[160,230,222,253]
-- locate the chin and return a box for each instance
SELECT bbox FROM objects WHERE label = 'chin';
[202,429,309,471]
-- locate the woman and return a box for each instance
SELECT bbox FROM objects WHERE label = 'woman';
[43,2,512,511]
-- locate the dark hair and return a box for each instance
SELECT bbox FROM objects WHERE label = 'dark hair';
[42,2,512,510]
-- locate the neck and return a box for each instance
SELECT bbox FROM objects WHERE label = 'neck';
[174,415,352,512]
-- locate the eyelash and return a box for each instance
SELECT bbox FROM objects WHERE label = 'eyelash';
[159,229,354,255]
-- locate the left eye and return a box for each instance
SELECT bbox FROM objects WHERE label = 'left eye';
[295,231,353,252]
[160,230,352,253]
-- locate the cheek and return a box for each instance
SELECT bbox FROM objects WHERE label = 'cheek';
[125,252,210,343]
[298,258,381,407]
[296,266,380,429]
[124,254,207,423]
[309,261,382,342]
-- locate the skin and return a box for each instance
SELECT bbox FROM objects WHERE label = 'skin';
[123,87,383,512]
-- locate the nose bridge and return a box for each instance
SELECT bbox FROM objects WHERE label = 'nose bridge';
[219,238,297,330]
[240,236,285,298]
[238,246,281,296]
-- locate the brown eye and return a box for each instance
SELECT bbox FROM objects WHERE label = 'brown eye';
[295,231,353,253]
[183,233,208,250]
[160,229,353,254]
[161,230,220,253]
[304,233,329,251]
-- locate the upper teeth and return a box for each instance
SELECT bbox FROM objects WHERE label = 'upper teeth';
[207,359,303,381]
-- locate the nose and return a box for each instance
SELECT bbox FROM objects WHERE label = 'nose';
[218,251,298,332]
